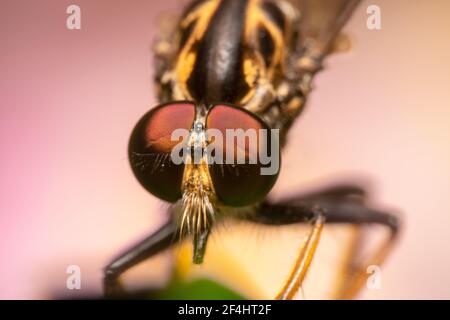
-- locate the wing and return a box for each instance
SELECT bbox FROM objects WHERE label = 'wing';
[285,0,362,67]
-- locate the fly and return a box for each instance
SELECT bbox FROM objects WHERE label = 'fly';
[105,0,400,300]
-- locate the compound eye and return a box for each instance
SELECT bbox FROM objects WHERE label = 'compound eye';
[129,102,195,202]
[206,104,280,207]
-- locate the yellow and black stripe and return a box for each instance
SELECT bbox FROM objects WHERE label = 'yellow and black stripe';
[174,0,295,106]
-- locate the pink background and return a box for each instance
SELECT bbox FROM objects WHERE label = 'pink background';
[1,0,450,299]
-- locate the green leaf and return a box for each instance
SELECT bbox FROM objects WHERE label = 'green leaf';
[155,277,246,300]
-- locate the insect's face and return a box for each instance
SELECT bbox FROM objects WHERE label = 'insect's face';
[129,101,280,233]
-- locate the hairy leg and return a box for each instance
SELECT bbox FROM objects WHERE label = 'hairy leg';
[245,184,400,299]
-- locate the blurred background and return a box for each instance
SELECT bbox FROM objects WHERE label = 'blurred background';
[1,0,449,299]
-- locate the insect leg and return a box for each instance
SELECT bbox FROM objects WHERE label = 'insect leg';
[281,183,367,202]
[277,208,325,300]
[245,185,400,299]
[103,220,180,297]
[277,186,400,299]
[328,212,399,299]
[244,203,324,300]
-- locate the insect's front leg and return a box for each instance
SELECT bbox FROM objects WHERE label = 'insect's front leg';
[103,220,181,297]
[244,184,400,299]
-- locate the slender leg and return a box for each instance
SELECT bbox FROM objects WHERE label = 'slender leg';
[103,220,180,297]
[275,208,325,300]
[245,185,400,300]
[284,183,367,201]
[332,223,399,300]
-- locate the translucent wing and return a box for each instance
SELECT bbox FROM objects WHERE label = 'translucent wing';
[284,0,362,64]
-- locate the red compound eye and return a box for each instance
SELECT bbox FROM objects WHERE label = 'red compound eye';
[206,104,280,207]
[129,102,196,202]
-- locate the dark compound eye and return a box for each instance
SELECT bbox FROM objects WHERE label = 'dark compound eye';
[128,102,196,202]
[206,104,280,207]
